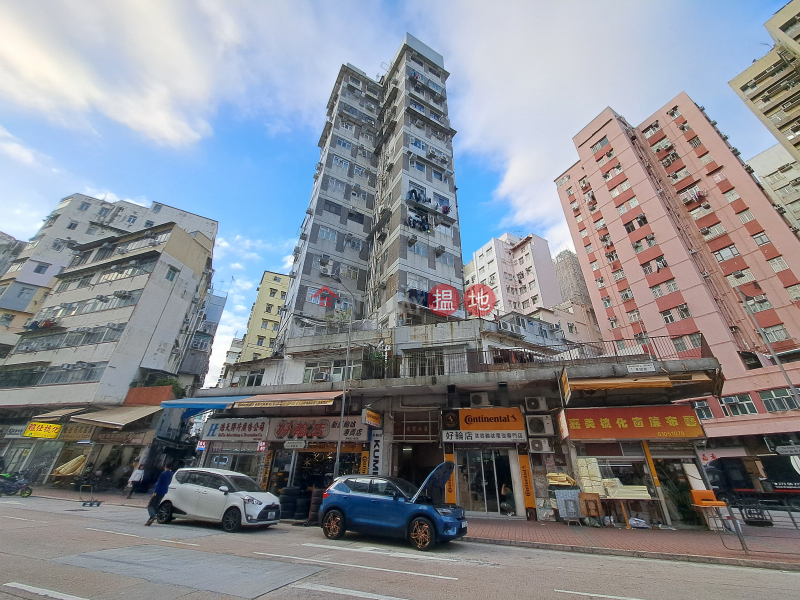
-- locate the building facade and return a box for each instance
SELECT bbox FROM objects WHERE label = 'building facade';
[730,0,800,164]
[463,233,561,316]
[240,271,289,362]
[555,92,800,477]
[279,34,464,349]
[747,143,800,233]
[553,249,592,304]
[528,300,603,345]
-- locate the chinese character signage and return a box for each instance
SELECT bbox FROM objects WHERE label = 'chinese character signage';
[267,417,369,442]
[201,417,270,442]
[362,408,381,428]
[23,422,62,439]
[428,284,460,317]
[464,284,496,317]
[441,407,526,444]
[563,405,705,440]
[58,424,95,442]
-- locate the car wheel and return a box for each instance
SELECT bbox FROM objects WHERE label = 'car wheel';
[322,509,345,540]
[157,502,173,524]
[788,497,800,511]
[409,517,435,551]
[222,507,242,533]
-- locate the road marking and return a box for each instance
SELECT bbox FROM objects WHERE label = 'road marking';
[2,515,47,523]
[254,552,457,580]
[291,582,412,599]
[4,583,88,600]
[1,500,21,504]
[554,591,647,600]
[84,527,200,546]
[301,542,487,564]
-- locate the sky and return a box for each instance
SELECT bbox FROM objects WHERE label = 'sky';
[0,0,787,387]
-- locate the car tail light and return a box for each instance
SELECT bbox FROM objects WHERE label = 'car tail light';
[322,491,330,498]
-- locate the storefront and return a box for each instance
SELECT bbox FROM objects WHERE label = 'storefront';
[562,404,707,527]
[200,416,270,481]
[48,424,96,485]
[441,407,533,518]
[0,424,35,474]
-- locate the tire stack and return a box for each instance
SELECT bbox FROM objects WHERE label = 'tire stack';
[279,486,299,520]
[294,494,311,520]
[308,488,324,524]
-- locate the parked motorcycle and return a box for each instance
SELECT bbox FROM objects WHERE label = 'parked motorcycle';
[0,473,32,498]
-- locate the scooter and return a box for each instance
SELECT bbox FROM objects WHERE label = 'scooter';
[0,473,33,498]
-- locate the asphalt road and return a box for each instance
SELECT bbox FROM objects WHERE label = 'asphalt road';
[1,496,798,600]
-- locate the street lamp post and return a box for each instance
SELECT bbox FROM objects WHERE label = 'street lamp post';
[321,272,355,479]
[735,287,800,404]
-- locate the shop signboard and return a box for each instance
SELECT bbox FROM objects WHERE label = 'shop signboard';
[517,454,537,512]
[201,417,269,442]
[563,405,705,440]
[698,447,748,464]
[23,422,62,439]
[627,363,656,373]
[2,425,27,439]
[444,451,456,504]
[284,440,307,449]
[58,424,95,443]
[560,367,571,404]
[776,445,800,456]
[369,431,383,475]
[441,407,526,443]
[93,429,152,445]
[268,418,369,443]
[362,409,381,428]
[257,441,267,452]
[196,440,207,451]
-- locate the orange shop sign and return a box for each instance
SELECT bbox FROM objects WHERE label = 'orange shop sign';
[562,405,705,440]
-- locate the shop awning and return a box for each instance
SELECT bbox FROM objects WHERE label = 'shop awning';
[70,405,163,430]
[569,373,712,392]
[161,397,251,410]
[32,407,88,421]
[234,391,343,408]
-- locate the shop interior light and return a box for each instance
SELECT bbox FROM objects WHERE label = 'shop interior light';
[403,446,413,453]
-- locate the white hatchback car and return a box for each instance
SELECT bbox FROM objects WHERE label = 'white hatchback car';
[157,468,280,532]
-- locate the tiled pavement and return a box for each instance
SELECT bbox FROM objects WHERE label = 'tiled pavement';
[466,517,800,567]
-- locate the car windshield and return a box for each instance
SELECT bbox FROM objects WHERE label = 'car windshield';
[227,475,265,493]
[390,477,419,499]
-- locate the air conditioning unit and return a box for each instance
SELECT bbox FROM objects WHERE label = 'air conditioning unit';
[526,415,554,436]
[148,239,159,246]
[528,438,553,453]
[523,396,547,413]
[699,227,709,235]
[75,326,89,332]
[470,392,491,407]
[117,247,128,254]
[377,229,388,241]
[113,290,131,298]
[732,270,745,278]
[701,202,711,209]
[408,235,418,246]
[314,372,331,383]
[435,245,445,256]
[183,318,191,324]
[318,256,330,266]
[319,265,331,276]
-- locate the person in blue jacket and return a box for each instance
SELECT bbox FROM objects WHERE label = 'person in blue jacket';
[145,464,173,526]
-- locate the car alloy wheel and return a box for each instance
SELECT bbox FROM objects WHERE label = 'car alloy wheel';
[222,507,242,533]
[322,510,345,539]
[409,517,434,551]
[157,502,173,524]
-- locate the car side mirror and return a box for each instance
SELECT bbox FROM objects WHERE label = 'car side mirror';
[219,486,229,494]
[392,490,402,501]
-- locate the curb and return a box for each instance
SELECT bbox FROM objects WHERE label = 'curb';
[462,536,800,572]
[30,493,148,509]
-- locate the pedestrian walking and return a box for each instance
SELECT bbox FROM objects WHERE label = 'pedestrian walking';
[125,464,145,498]
[145,464,173,526]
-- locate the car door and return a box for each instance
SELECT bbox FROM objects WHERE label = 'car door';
[343,477,372,531]
[195,473,230,521]
[369,479,407,534]
[172,471,207,516]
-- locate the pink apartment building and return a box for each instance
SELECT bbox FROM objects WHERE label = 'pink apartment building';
[555,92,800,486]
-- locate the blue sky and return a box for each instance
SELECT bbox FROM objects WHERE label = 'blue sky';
[0,1,786,384]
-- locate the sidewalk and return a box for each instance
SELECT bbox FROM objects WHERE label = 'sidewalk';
[465,517,800,570]
[29,486,151,508]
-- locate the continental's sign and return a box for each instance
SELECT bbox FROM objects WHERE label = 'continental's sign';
[442,407,525,431]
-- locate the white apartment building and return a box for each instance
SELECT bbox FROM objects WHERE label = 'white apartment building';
[463,233,561,316]
[747,143,800,233]
[279,34,463,347]
[528,300,602,345]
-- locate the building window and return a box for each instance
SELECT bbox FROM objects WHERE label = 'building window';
[16,287,34,300]
[602,296,612,308]
[752,231,771,246]
[713,244,739,263]
[127,215,137,224]
[67,222,78,230]
[413,161,425,173]
[256,336,265,347]
[689,136,702,148]
[703,223,726,240]
[433,170,443,181]
[672,336,688,352]
[152,203,162,213]
[620,287,633,301]
[642,261,653,275]
[627,308,641,323]
[410,243,427,257]
[759,388,799,412]
[347,211,365,224]
[410,101,425,113]
[744,295,772,313]
[590,137,609,153]
[76,274,93,288]
[689,204,714,220]
[55,280,71,292]
[32,263,49,274]
[98,207,111,217]
[79,202,90,211]
[786,283,800,301]
[694,401,713,420]
[724,189,740,203]
[273,322,279,331]
[328,177,346,192]
[721,394,759,416]
[762,323,790,343]
[661,309,675,324]
[677,303,692,319]
[612,268,626,282]
[341,121,354,132]
[737,209,754,223]
[584,243,592,253]
[0,313,13,327]
[769,256,790,273]
[576,214,583,224]
[590,260,599,271]
[269,338,276,348]
[145,220,154,228]
[354,165,366,178]
[252,353,260,360]
[336,138,352,150]
[318,226,337,242]
[651,283,664,298]
[726,268,756,287]
[352,189,367,202]
[274,276,282,282]
[594,218,606,230]
[165,267,178,282]
[610,180,631,198]
[643,123,661,139]
[266,304,273,313]
[261,320,269,329]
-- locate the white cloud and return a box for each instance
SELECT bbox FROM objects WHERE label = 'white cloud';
[229,262,244,270]
[0,124,48,167]
[281,254,294,271]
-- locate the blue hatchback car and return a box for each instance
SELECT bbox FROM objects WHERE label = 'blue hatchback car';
[319,461,467,550]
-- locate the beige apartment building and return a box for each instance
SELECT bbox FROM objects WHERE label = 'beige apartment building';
[747,143,800,233]
[730,0,800,164]
[240,271,289,361]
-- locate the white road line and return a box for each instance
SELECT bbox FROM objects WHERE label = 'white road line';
[254,552,457,580]
[554,590,647,600]
[291,582,412,599]
[4,583,89,600]
[84,527,199,546]
[2,515,47,523]
[301,543,465,563]
[1,500,21,504]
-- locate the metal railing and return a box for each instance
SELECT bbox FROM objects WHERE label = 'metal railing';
[360,335,714,381]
